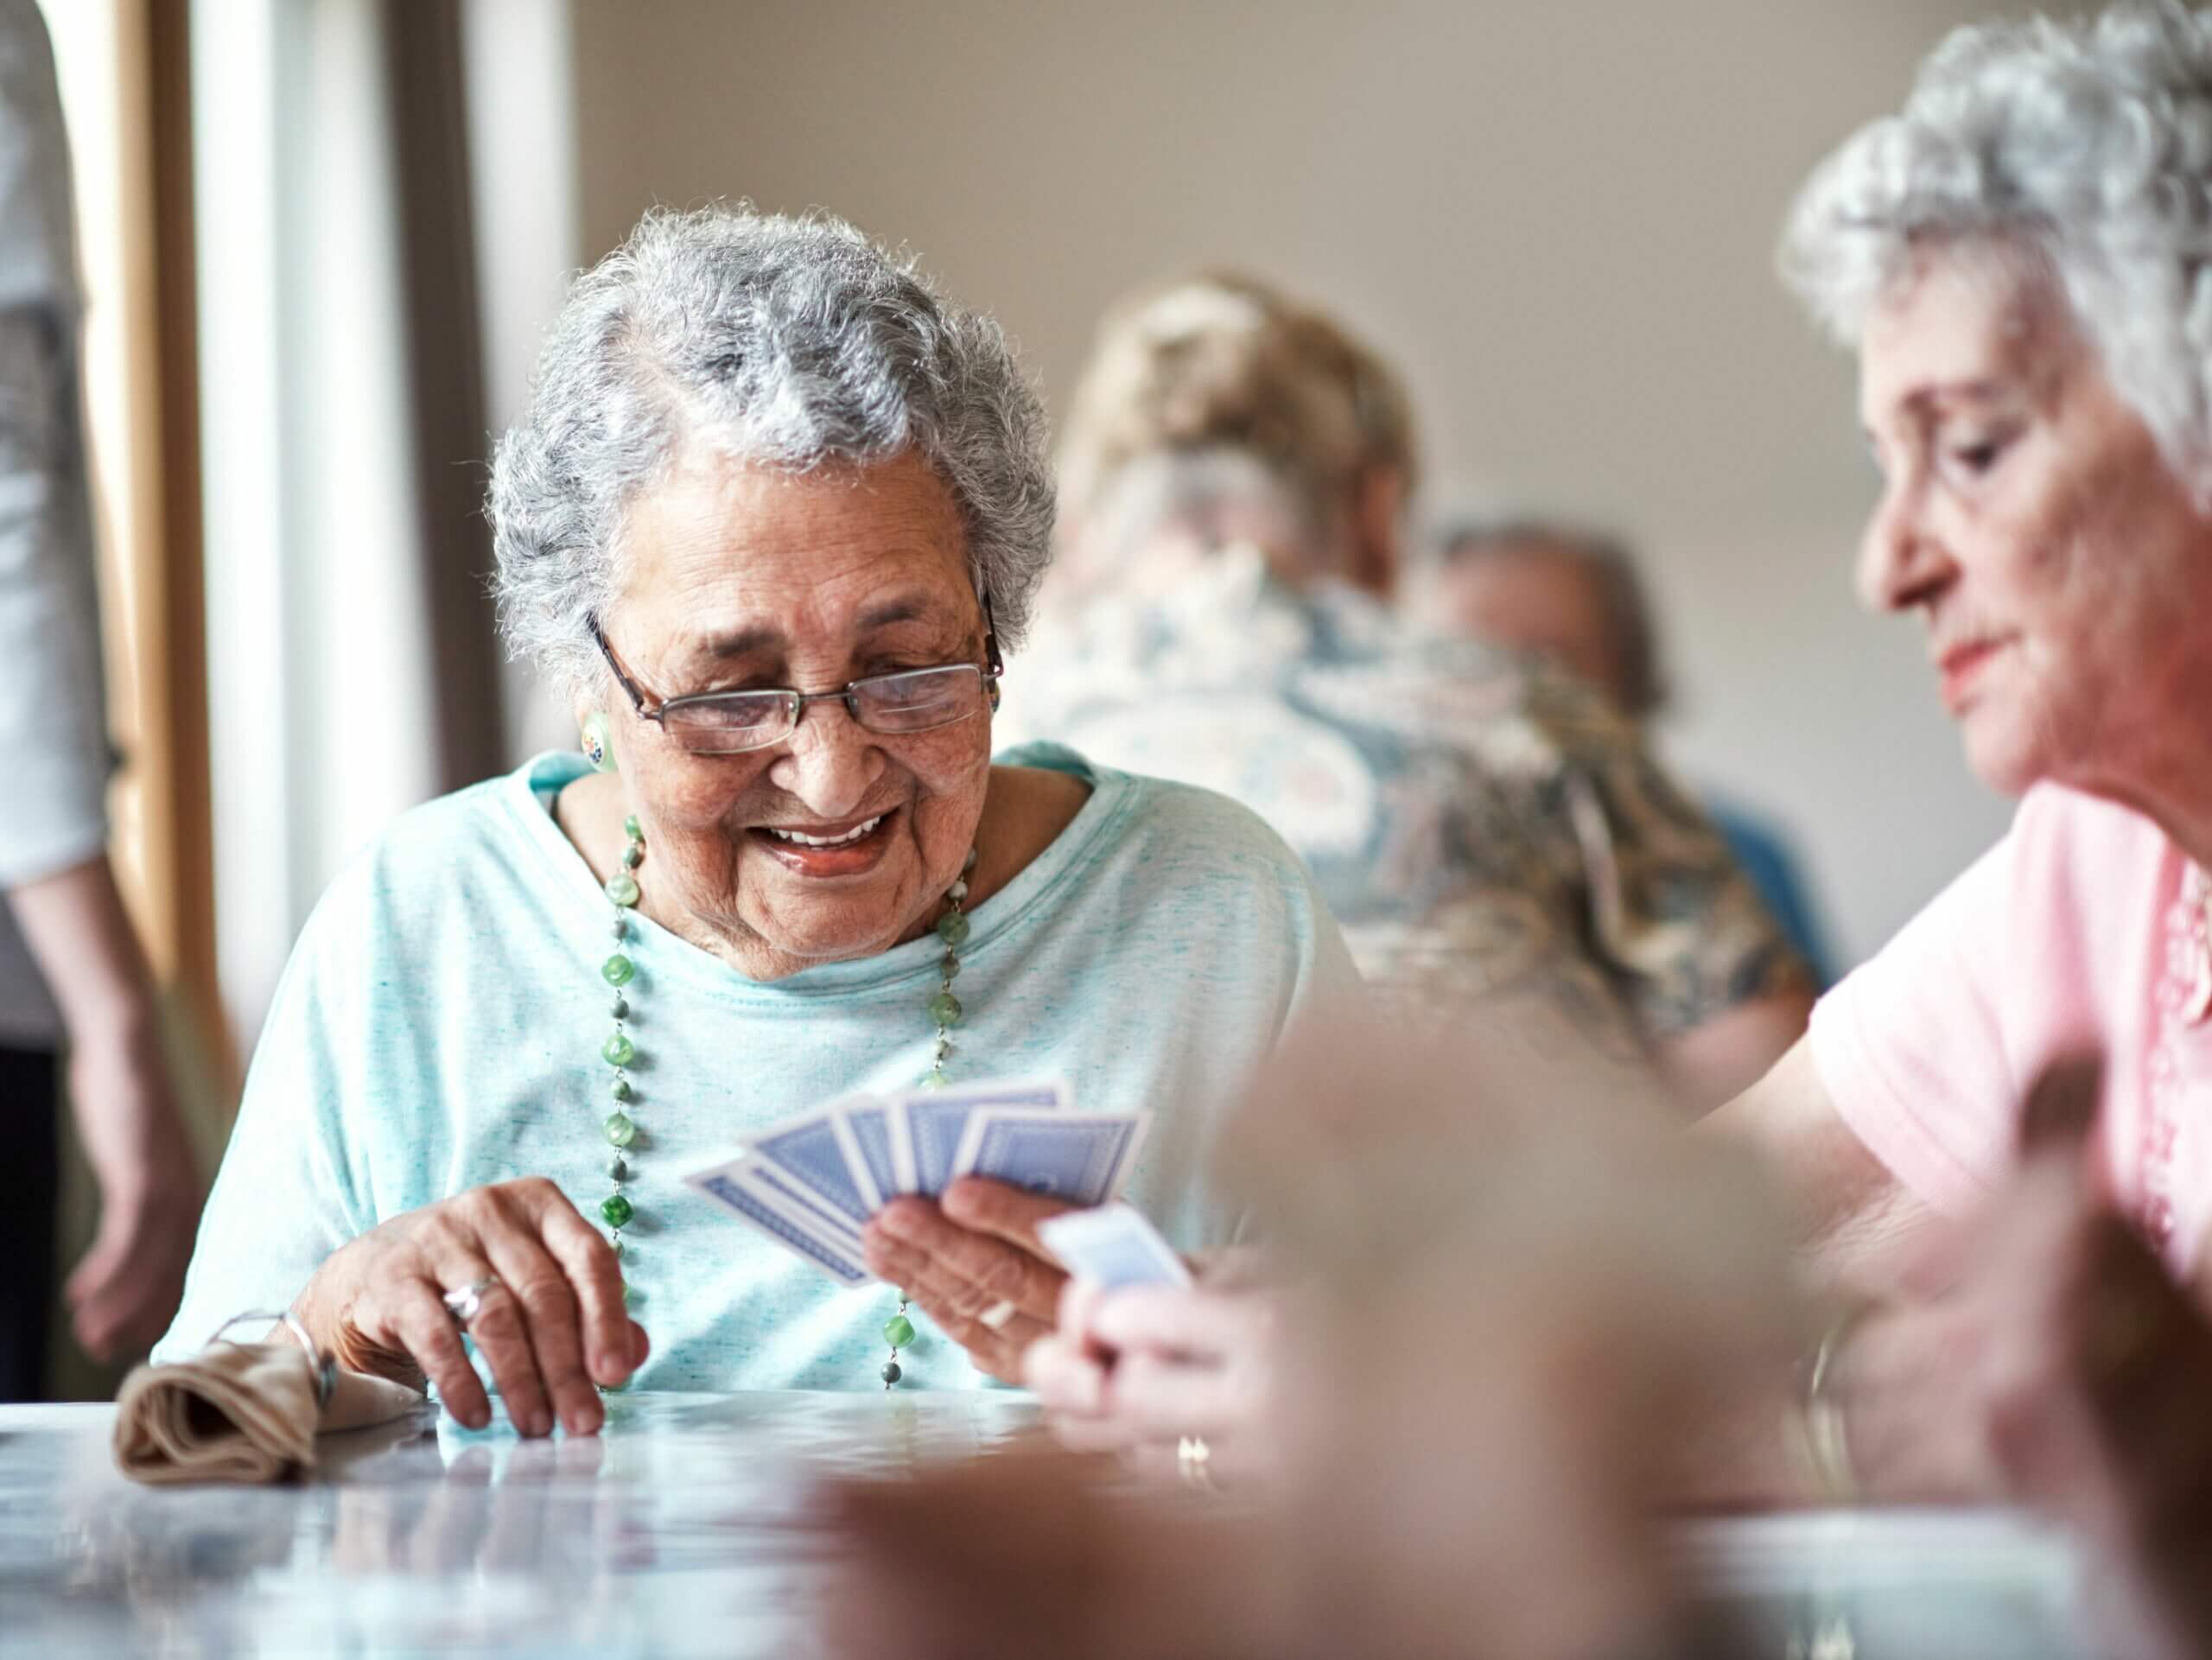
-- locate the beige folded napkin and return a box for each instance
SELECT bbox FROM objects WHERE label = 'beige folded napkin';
[112,1339,425,1485]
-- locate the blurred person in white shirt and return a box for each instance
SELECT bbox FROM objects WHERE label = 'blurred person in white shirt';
[0,0,196,1396]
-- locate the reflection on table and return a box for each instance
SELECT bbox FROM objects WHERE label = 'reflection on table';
[1,1393,2095,1658]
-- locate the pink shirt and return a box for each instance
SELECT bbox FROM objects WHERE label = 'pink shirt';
[1810,785,2212,1272]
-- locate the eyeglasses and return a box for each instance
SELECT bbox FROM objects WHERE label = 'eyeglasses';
[590,599,1005,756]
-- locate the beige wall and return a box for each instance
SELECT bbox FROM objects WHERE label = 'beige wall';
[568,0,2035,969]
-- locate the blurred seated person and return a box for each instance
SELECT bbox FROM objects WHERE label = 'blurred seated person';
[1008,272,1812,1104]
[1427,517,1838,984]
[156,206,1360,1431]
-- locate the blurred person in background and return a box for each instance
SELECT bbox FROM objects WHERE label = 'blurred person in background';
[0,0,198,1397]
[1427,518,1837,985]
[156,206,1361,1430]
[1010,271,1812,1104]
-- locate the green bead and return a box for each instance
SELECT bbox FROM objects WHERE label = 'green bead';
[604,1111,638,1148]
[601,953,635,987]
[883,1314,916,1349]
[935,911,970,949]
[601,1193,635,1229]
[918,1070,948,1091]
[606,872,640,908]
[624,815,642,842]
[611,1077,634,1103]
[928,990,963,1027]
[622,844,644,869]
[601,1032,638,1068]
[608,1188,629,1216]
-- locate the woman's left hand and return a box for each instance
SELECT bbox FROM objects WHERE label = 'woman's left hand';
[1027,1276,1282,1491]
[861,1178,1074,1382]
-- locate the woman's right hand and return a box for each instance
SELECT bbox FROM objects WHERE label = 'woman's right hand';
[292,1177,646,1438]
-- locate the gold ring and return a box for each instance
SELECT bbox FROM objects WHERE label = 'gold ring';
[1176,1434,1219,1495]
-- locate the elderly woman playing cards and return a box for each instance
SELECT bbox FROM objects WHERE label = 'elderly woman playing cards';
[153,205,1357,1437]
[1040,7,2212,1569]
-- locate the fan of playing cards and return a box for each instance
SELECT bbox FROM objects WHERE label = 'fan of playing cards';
[684,1078,1153,1287]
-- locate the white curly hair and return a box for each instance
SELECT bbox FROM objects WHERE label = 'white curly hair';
[489,205,1055,690]
[1781,1,2212,499]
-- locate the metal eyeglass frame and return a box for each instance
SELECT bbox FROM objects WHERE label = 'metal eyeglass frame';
[589,594,1005,754]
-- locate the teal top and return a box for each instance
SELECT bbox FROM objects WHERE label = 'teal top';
[157,745,1359,1390]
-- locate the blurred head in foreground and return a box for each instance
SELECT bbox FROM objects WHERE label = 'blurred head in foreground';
[820,1013,1801,1660]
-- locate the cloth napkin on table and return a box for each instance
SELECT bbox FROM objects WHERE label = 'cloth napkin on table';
[112,1340,425,1485]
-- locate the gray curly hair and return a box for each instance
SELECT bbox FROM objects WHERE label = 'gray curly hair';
[489,205,1055,689]
[1781,1,2212,499]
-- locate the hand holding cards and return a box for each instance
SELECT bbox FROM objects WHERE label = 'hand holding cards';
[685,1078,1151,1286]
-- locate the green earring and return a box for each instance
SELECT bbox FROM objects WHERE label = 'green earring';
[582,712,617,773]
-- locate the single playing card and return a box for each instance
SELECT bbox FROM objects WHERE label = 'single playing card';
[894,1078,1070,1197]
[838,1100,899,1209]
[686,1163,872,1287]
[950,1108,1150,1208]
[1037,1202,1192,1290]
[743,1101,880,1227]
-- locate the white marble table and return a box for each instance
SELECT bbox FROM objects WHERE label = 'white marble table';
[0,1394,2100,1657]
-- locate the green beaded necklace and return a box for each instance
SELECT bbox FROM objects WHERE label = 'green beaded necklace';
[596,813,648,1304]
[588,817,978,1390]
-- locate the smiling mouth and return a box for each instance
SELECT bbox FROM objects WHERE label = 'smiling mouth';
[763,815,882,848]
[748,806,901,875]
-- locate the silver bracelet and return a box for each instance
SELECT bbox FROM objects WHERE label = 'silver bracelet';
[1798,1305,1865,1504]
[205,1308,336,1409]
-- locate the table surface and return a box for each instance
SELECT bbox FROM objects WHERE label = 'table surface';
[0,1395,2099,1658]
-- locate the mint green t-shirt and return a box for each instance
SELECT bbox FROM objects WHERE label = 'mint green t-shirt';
[157,745,1358,1390]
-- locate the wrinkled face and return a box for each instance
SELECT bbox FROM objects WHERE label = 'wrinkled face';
[1432,548,1627,710]
[1857,251,2212,798]
[589,448,994,979]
